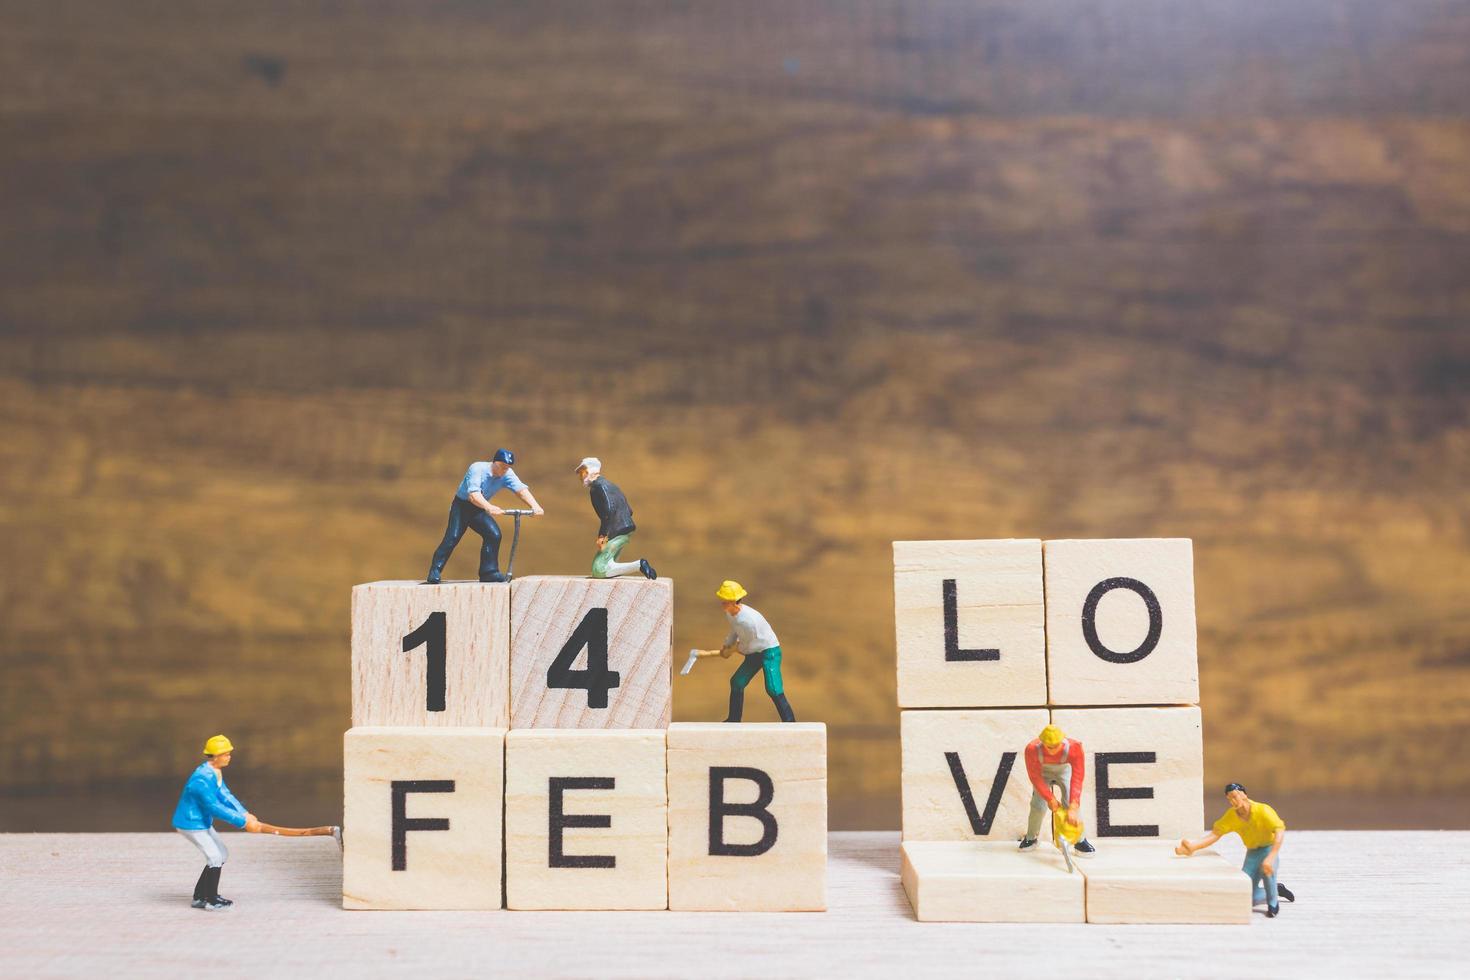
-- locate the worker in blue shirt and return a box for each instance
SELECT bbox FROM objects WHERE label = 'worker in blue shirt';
[172,735,256,910]
[425,448,544,583]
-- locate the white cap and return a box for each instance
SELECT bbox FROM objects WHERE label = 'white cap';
[574,457,601,473]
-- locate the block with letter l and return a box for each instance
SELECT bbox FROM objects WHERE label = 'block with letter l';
[666,722,826,911]
[504,729,667,910]
[893,539,1047,708]
[351,581,509,727]
[342,726,505,910]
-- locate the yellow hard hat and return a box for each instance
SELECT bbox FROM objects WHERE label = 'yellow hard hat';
[715,580,748,602]
[1039,725,1065,748]
[203,735,235,756]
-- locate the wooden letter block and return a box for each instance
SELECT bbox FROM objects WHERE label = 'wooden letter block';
[342,726,505,910]
[510,576,672,729]
[1043,538,1199,706]
[351,581,509,727]
[900,841,1084,922]
[504,729,668,910]
[894,539,1047,708]
[1079,840,1251,923]
[900,708,1050,841]
[667,722,827,911]
[1048,706,1204,841]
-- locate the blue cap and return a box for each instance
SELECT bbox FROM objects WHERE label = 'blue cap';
[492,448,515,465]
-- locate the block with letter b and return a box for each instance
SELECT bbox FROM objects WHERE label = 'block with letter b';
[351,581,510,727]
[893,539,1047,708]
[342,726,506,910]
[666,723,827,911]
[1048,706,1204,841]
[510,576,672,729]
[504,729,668,910]
[1043,538,1198,706]
[900,708,1049,841]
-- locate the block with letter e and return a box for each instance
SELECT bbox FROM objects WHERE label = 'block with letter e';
[504,729,668,910]
[351,581,509,727]
[1048,706,1204,841]
[900,708,1049,841]
[342,726,505,910]
[510,576,672,729]
[893,539,1047,707]
[666,723,827,911]
[1043,538,1198,706]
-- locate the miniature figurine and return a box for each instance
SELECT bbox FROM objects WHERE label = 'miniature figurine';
[171,734,255,910]
[1177,782,1296,917]
[574,457,655,579]
[686,581,796,723]
[1019,724,1096,855]
[425,449,544,584]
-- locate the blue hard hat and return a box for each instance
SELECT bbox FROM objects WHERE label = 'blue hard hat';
[492,448,515,465]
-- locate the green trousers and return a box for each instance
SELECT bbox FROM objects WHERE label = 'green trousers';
[730,647,785,697]
[590,533,633,578]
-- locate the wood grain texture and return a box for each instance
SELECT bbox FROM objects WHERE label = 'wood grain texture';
[1044,539,1199,706]
[342,726,505,910]
[900,708,1050,841]
[510,576,673,730]
[351,581,510,727]
[1049,706,1205,841]
[504,729,668,910]
[1,0,1468,830]
[894,539,1047,708]
[0,832,1466,976]
[901,840,1085,922]
[1079,840,1251,924]
[667,722,827,911]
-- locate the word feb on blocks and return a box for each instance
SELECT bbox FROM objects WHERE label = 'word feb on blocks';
[894,538,1239,924]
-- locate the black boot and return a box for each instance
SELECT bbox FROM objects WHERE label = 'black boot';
[211,866,232,906]
[191,865,212,907]
[1277,883,1295,903]
[724,688,744,723]
[772,694,796,722]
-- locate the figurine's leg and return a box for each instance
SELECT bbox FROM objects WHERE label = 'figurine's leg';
[427,499,470,583]
[725,656,760,722]
[760,648,796,722]
[466,509,504,582]
[178,828,227,908]
[207,828,231,903]
[591,534,643,578]
[1025,789,1047,841]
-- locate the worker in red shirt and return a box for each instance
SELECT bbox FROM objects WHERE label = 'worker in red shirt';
[1019,724,1096,854]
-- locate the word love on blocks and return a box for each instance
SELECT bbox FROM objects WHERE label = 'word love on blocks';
[350,577,672,730]
[342,723,827,911]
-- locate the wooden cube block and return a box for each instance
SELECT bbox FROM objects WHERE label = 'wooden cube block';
[510,576,672,729]
[666,722,826,911]
[1048,706,1204,841]
[351,581,509,727]
[901,708,1050,841]
[1043,538,1199,706]
[894,539,1047,708]
[900,841,1084,922]
[504,729,668,910]
[342,726,505,910]
[1079,840,1251,923]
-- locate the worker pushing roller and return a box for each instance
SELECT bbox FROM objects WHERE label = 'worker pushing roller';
[684,580,796,723]
[425,449,545,584]
[171,735,339,910]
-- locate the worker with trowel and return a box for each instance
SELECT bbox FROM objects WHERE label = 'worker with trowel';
[685,581,796,723]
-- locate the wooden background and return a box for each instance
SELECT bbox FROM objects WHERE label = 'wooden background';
[1,1,1467,830]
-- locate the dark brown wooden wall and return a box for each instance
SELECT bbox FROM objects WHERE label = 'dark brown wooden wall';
[2,1,1467,829]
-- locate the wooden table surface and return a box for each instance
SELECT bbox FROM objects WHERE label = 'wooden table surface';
[1,831,1463,978]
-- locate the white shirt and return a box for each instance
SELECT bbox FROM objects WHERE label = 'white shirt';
[723,604,780,655]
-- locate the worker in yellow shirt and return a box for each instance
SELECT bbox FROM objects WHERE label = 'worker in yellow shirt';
[1177,782,1297,917]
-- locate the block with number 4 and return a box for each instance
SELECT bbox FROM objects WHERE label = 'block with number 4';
[509,576,673,729]
[351,581,510,727]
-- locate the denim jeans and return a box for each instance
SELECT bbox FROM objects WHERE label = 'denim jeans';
[427,498,502,581]
[1242,845,1280,910]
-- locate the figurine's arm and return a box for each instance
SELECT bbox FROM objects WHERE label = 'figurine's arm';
[515,487,546,516]
[467,490,504,516]
[197,782,249,829]
[1067,741,1086,810]
[1262,827,1285,876]
[1175,831,1222,856]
